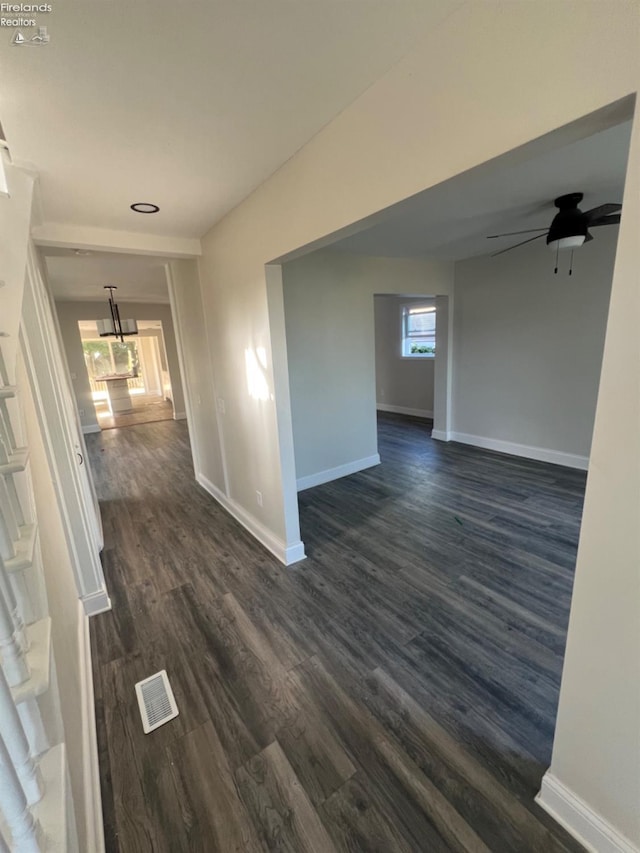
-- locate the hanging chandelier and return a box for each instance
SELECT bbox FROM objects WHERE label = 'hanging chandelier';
[96,286,138,343]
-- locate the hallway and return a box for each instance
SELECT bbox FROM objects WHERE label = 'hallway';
[88,414,586,852]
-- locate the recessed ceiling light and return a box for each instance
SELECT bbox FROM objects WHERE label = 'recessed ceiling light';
[131,202,160,214]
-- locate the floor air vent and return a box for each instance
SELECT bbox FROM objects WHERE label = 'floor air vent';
[135,670,179,734]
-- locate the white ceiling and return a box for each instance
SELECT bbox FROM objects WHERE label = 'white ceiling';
[43,120,632,303]
[0,0,459,239]
[43,249,170,303]
[331,121,632,261]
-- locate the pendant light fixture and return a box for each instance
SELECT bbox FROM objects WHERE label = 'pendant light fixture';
[96,286,138,343]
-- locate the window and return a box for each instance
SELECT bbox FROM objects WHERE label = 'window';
[402,304,436,357]
[82,339,140,380]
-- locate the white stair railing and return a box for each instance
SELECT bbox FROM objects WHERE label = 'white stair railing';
[0,732,44,852]
[0,554,27,654]
[0,335,64,848]
[0,667,43,805]
[0,582,29,685]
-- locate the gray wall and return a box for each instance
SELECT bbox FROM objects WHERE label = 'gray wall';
[452,225,618,461]
[282,250,452,486]
[374,294,435,417]
[55,300,186,429]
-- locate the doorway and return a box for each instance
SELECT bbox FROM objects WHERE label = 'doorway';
[374,294,437,425]
[80,319,175,429]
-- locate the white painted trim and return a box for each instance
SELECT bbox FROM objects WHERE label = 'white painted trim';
[78,602,106,853]
[31,223,201,258]
[81,424,101,435]
[196,473,306,566]
[431,429,450,442]
[21,246,108,600]
[296,454,381,492]
[377,404,433,420]
[537,773,638,853]
[449,431,589,470]
[81,588,112,617]
[172,411,187,421]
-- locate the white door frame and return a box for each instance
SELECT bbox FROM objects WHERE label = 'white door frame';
[20,244,110,616]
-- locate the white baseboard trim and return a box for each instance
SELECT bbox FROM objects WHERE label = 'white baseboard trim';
[78,603,106,853]
[81,424,101,435]
[449,432,589,470]
[196,473,306,566]
[431,429,450,442]
[377,404,433,420]
[173,411,187,421]
[537,773,638,853]
[296,454,381,492]
[81,588,112,617]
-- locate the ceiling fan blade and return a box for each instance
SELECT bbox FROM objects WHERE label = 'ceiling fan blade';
[588,213,621,227]
[491,233,547,257]
[584,203,622,221]
[584,231,594,242]
[487,227,548,239]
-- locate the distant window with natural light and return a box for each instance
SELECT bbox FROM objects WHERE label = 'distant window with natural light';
[402,304,436,357]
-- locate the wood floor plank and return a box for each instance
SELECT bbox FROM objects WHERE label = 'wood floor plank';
[88,413,587,852]
[236,740,337,853]
[293,656,466,851]
[167,720,262,853]
[361,666,581,852]
[321,776,418,853]
[276,667,357,806]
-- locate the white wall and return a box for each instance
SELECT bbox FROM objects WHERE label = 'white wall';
[168,259,226,488]
[0,165,34,383]
[374,294,435,418]
[183,6,638,844]
[194,2,637,555]
[282,251,451,486]
[538,97,640,852]
[451,225,618,467]
[55,301,186,429]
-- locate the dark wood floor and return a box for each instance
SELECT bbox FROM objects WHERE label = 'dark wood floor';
[88,413,587,852]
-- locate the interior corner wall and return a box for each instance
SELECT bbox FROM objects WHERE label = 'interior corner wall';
[167,259,225,489]
[54,300,186,429]
[374,295,435,418]
[452,226,619,465]
[282,250,451,486]
[539,102,640,852]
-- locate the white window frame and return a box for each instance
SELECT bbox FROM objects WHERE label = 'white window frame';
[401,303,436,358]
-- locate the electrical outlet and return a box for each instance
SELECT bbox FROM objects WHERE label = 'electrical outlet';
[256,490,263,507]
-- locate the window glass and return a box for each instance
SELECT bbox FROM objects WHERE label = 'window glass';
[402,305,436,357]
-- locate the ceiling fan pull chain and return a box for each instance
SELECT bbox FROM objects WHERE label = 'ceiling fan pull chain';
[554,244,559,275]
[569,250,574,276]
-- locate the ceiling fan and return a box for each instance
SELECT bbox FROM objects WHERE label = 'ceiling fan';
[487,192,622,272]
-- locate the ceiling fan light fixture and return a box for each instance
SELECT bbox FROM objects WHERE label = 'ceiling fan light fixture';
[547,235,586,252]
